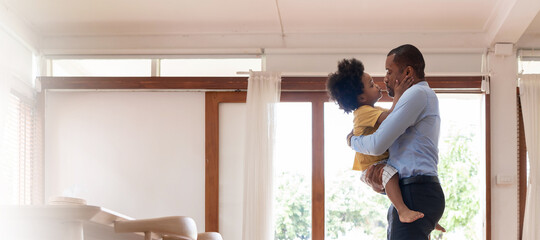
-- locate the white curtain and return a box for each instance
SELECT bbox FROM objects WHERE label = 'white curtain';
[520,74,540,240]
[242,71,281,240]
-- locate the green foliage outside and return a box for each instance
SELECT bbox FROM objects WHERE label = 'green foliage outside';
[274,134,481,240]
[274,171,311,240]
[325,171,389,239]
[434,134,481,240]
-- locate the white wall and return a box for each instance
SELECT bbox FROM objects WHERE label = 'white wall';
[265,51,483,74]
[44,91,206,229]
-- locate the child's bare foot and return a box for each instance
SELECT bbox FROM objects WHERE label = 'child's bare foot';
[398,209,424,223]
[435,223,446,232]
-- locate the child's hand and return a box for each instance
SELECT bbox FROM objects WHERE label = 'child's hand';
[394,75,414,97]
[346,129,353,147]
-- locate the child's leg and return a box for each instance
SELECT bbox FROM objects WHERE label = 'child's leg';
[382,165,424,223]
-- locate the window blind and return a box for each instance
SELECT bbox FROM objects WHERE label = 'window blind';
[0,91,42,205]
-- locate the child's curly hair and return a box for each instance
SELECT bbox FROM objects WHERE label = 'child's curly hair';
[326,58,365,113]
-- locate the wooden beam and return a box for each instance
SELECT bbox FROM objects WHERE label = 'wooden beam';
[311,99,325,240]
[39,76,482,91]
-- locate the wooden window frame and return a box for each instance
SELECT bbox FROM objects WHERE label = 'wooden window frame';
[39,76,480,91]
[39,76,490,240]
[517,88,527,240]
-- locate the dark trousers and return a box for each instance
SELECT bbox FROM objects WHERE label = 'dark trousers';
[387,179,445,240]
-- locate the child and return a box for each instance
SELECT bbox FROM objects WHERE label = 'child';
[326,58,424,223]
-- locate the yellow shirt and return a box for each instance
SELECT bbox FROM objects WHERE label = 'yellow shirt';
[352,105,389,171]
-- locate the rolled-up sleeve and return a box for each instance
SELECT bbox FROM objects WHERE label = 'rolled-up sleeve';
[351,87,428,155]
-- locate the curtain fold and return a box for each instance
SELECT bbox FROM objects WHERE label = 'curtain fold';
[519,74,540,240]
[242,71,281,240]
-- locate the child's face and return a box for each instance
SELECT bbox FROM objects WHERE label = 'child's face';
[359,73,382,106]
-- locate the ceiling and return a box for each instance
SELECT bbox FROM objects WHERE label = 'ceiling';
[1,0,539,54]
[517,10,540,48]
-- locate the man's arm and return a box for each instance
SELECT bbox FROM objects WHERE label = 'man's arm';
[350,86,428,155]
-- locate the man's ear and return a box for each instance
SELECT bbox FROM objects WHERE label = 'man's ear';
[405,66,413,76]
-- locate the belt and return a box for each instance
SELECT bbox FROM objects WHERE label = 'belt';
[400,175,439,185]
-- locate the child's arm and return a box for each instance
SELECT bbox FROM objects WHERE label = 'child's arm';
[375,76,414,126]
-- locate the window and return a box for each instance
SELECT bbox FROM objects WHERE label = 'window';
[160,58,261,76]
[52,59,152,76]
[274,103,313,240]
[50,58,262,77]
[436,94,484,240]
[324,102,389,239]
[519,59,540,74]
[322,94,484,240]
[0,91,42,205]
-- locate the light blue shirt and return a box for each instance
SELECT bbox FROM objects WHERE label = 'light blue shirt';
[350,81,440,179]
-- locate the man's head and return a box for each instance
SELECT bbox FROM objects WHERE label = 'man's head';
[384,44,425,97]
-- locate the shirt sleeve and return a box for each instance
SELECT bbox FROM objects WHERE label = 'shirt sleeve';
[350,87,428,155]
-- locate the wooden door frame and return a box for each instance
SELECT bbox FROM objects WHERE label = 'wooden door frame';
[204,91,329,240]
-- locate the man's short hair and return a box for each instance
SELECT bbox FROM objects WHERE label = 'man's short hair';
[388,44,425,79]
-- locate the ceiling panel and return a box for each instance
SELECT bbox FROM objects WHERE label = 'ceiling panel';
[278,0,499,33]
[4,0,539,51]
[4,0,282,35]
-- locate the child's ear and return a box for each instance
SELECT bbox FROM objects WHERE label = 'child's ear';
[358,94,367,103]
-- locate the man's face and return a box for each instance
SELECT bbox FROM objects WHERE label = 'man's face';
[384,54,405,98]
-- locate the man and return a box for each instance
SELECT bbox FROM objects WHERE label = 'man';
[349,44,445,239]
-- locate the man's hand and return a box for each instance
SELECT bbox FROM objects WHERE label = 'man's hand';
[394,75,414,97]
[346,129,353,147]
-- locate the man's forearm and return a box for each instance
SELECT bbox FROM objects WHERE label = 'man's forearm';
[350,135,388,156]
